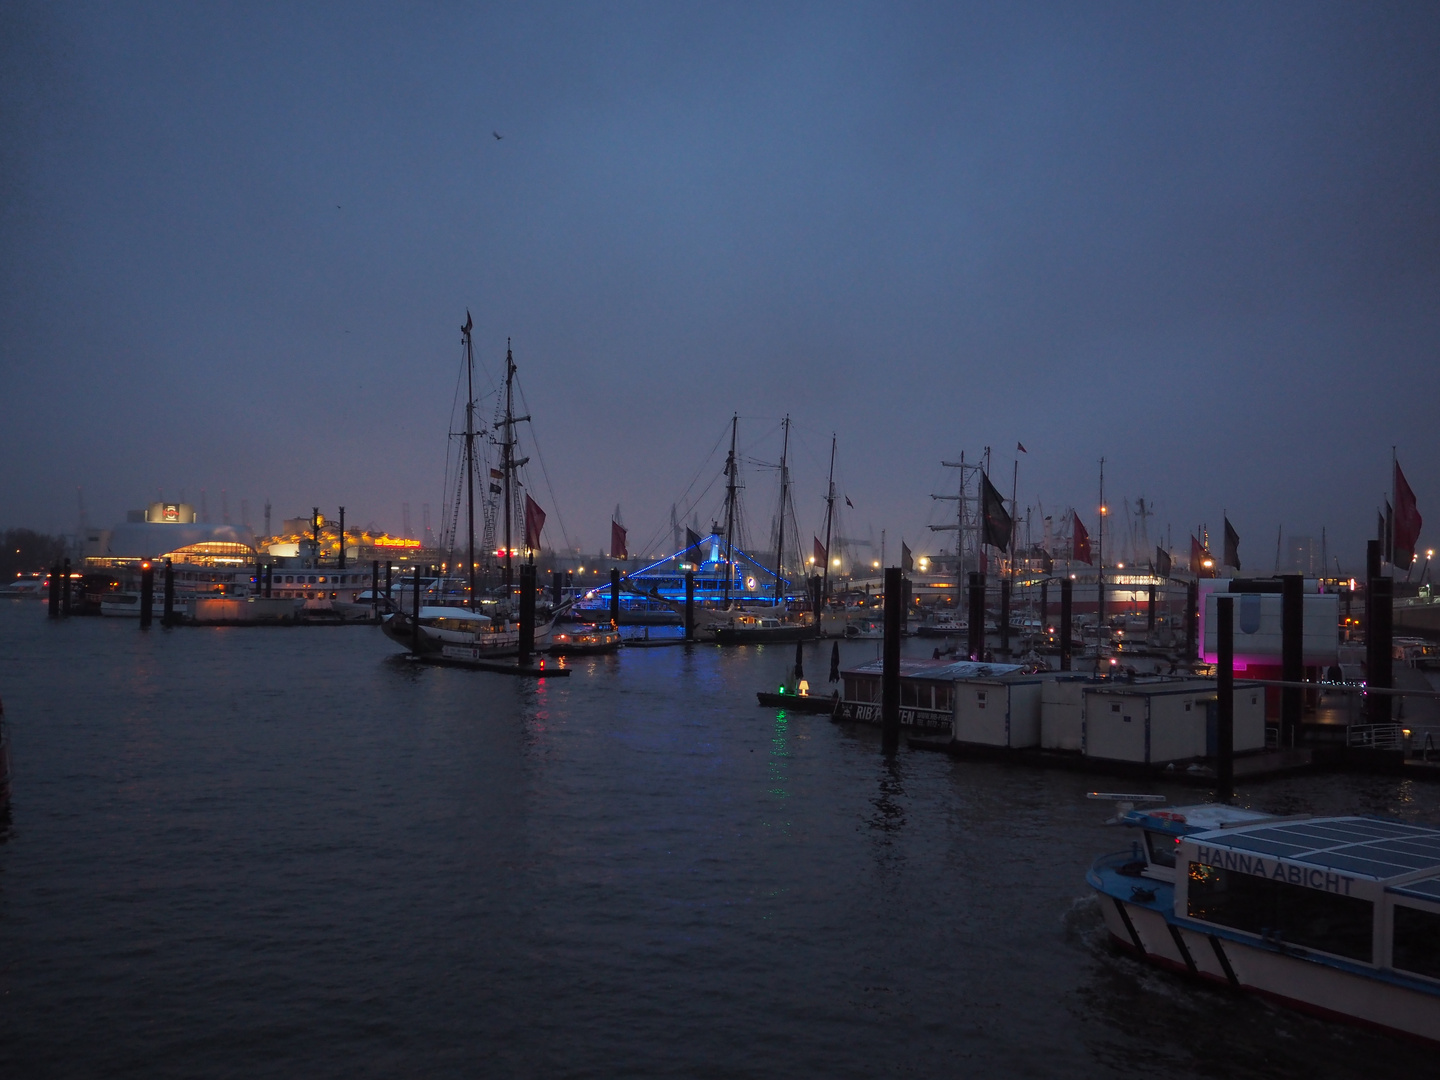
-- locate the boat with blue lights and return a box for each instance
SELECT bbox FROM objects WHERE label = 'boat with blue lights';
[1089,802,1440,1044]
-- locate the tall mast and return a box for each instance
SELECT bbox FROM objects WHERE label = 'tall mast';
[774,415,790,606]
[503,339,516,590]
[722,413,738,609]
[821,433,836,606]
[463,312,477,611]
[1097,456,1106,571]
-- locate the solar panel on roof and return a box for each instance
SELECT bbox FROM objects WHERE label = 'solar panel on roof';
[1392,877,1440,900]
[1223,836,1313,858]
[1304,851,1425,878]
[1373,838,1440,860]
[1351,845,1436,870]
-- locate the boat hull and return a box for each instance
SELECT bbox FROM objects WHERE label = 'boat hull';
[1089,863,1440,1046]
[713,624,819,645]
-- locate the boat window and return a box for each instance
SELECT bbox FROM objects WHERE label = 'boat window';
[1187,863,1373,962]
[1392,905,1440,980]
[935,685,953,711]
[1145,831,1177,868]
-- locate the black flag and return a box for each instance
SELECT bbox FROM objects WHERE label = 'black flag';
[686,527,703,562]
[901,542,913,573]
[981,471,1013,552]
[1223,517,1241,570]
[1155,546,1172,578]
[462,309,473,334]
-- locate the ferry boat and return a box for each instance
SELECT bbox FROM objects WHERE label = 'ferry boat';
[0,573,47,599]
[1089,803,1440,1044]
[914,611,966,637]
[711,613,817,645]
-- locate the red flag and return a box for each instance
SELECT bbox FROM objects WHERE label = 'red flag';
[1072,512,1092,565]
[490,468,504,479]
[814,536,826,566]
[523,495,545,549]
[1017,442,1027,453]
[611,519,627,560]
[1395,460,1423,567]
[1189,535,1216,577]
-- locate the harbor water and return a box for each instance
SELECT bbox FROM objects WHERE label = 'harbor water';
[1,602,1436,1078]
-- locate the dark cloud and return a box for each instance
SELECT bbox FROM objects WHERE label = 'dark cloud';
[2,2,1436,569]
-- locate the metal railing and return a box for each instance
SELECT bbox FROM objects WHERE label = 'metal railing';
[1346,723,1404,750]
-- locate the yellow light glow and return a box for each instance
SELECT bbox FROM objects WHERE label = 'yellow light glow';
[831,558,840,567]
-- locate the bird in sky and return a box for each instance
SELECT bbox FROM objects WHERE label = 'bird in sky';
[493,131,503,140]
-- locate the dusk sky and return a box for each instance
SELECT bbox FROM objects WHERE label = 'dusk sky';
[3,3,1436,572]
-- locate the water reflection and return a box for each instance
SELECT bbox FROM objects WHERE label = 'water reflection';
[868,756,907,836]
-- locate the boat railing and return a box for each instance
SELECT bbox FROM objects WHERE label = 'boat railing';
[1346,722,1405,750]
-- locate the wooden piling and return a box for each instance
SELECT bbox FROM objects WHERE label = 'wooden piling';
[685,570,695,641]
[967,572,984,661]
[518,563,535,667]
[1281,574,1303,747]
[1060,577,1073,671]
[338,506,346,570]
[610,568,620,627]
[882,566,902,754]
[999,579,1011,654]
[61,558,71,616]
[1216,594,1234,799]
[371,560,379,622]
[1185,581,1198,662]
[411,565,421,651]
[163,560,175,626]
[1368,574,1393,725]
[139,562,154,629]
[48,563,60,618]
[1147,583,1156,630]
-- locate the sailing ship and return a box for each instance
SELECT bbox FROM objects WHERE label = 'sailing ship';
[383,314,556,659]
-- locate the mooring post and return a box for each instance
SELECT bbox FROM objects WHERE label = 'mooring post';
[48,563,61,618]
[337,506,346,570]
[882,566,902,754]
[1216,594,1234,800]
[967,572,984,661]
[1281,574,1304,747]
[385,561,393,608]
[551,570,561,606]
[1368,574,1394,725]
[61,557,71,616]
[999,579,1011,655]
[1060,577,1073,671]
[1147,583,1156,631]
[1185,581,1199,662]
[371,560,379,622]
[685,569,695,642]
[1095,573,1104,648]
[609,568,620,628]
[518,563,535,667]
[139,561,154,629]
[1039,579,1048,640]
[411,565,421,652]
[163,559,175,626]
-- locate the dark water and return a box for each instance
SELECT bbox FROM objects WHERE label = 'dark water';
[1,603,1436,1078]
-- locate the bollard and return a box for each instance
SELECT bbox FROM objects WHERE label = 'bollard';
[1060,578,1073,671]
[163,559,175,626]
[882,567,902,754]
[685,570,695,642]
[1216,595,1234,800]
[139,561,154,629]
[999,579,1011,655]
[967,572,985,661]
[1281,574,1303,747]
[610,568,620,628]
[518,563,535,667]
